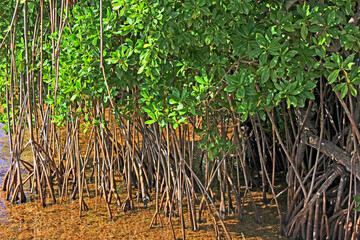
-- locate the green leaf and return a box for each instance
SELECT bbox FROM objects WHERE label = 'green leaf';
[274,83,282,91]
[183,3,193,9]
[286,50,298,58]
[259,52,268,65]
[288,95,297,107]
[225,75,237,84]
[323,62,337,69]
[145,119,157,125]
[352,78,360,85]
[328,69,340,84]
[200,7,211,15]
[283,25,295,32]
[169,99,178,104]
[315,47,325,58]
[76,80,81,89]
[270,56,278,68]
[236,88,245,99]
[327,10,336,25]
[286,98,291,108]
[195,76,206,85]
[256,33,267,47]
[287,82,297,92]
[349,84,357,97]
[331,53,341,67]
[343,54,355,69]
[303,81,316,91]
[333,83,345,92]
[172,88,181,99]
[309,25,323,33]
[241,112,248,121]
[301,24,308,40]
[353,206,360,211]
[303,91,315,100]
[248,48,263,59]
[225,85,237,93]
[261,67,270,84]
[340,85,348,99]
[297,96,305,107]
[120,25,133,36]
[355,195,360,203]
[112,0,123,10]
[259,111,266,121]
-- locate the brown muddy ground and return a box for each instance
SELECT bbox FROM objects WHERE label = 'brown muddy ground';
[0,189,286,239]
[0,120,287,239]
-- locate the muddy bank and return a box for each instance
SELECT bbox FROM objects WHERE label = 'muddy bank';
[0,123,286,239]
[0,188,286,239]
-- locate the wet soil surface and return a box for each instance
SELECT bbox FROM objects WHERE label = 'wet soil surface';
[0,124,10,222]
[0,124,287,239]
[0,191,287,239]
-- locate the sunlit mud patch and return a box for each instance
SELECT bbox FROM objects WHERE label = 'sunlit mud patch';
[0,122,287,239]
[0,123,10,223]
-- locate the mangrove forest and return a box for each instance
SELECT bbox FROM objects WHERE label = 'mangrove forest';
[1,0,360,239]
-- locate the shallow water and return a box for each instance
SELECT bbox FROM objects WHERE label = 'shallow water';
[0,123,10,222]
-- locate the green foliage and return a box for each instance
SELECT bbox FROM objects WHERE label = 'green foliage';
[354,195,360,211]
[1,0,360,137]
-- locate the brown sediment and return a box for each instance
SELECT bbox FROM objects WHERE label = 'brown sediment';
[0,121,286,239]
[0,188,286,239]
[0,110,286,239]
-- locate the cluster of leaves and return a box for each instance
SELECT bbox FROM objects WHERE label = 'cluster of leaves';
[1,0,360,146]
[0,0,35,128]
[108,0,360,125]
